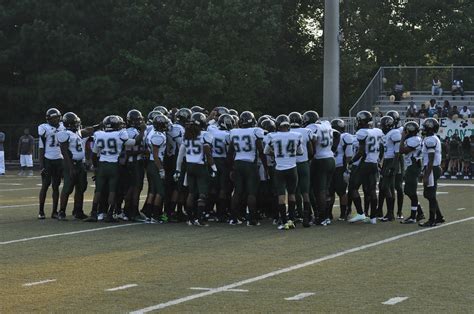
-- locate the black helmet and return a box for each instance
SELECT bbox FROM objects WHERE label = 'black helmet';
[175,108,192,125]
[261,119,276,133]
[103,115,123,132]
[302,111,319,127]
[153,105,169,116]
[191,105,206,114]
[215,106,230,117]
[239,111,256,128]
[386,110,400,127]
[403,121,420,137]
[422,118,439,135]
[191,112,207,130]
[355,111,372,130]
[257,115,271,128]
[229,109,239,116]
[289,112,303,128]
[126,109,143,128]
[217,113,234,131]
[46,108,62,126]
[380,116,395,134]
[275,114,290,130]
[153,114,171,132]
[331,118,345,133]
[231,115,239,127]
[62,112,81,132]
[147,110,163,124]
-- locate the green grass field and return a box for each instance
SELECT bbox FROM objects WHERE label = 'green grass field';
[0,171,473,313]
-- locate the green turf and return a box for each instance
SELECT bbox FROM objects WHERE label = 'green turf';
[0,171,473,313]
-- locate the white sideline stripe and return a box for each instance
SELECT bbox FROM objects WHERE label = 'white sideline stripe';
[106,284,138,291]
[189,287,248,292]
[456,208,466,211]
[382,296,409,305]
[0,200,92,209]
[0,183,23,186]
[0,187,40,192]
[0,223,142,245]
[129,216,474,313]
[23,279,56,287]
[285,292,315,301]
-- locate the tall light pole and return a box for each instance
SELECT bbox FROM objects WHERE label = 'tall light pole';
[323,0,340,118]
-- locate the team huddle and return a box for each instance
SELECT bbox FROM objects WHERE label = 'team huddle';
[36,106,445,229]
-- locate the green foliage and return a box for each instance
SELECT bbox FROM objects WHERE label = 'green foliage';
[0,0,472,125]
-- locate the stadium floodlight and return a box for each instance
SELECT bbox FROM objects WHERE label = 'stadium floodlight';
[323,0,340,118]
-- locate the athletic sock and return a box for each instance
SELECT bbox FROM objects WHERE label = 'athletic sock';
[353,197,363,215]
[340,204,347,218]
[288,201,296,221]
[278,204,287,224]
[410,206,417,219]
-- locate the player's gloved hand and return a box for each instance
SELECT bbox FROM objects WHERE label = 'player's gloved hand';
[40,168,48,177]
[210,165,217,178]
[173,170,181,182]
[159,169,166,179]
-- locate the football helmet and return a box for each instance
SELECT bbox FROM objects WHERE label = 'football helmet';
[191,105,206,114]
[46,108,61,126]
[217,113,234,131]
[257,115,271,128]
[229,109,239,116]
[239,111,256,128]
[380,116,395,134]
[386,110,400,127]
[422,118,439,136]
[153,105,169,116]
[289,112,303,128]
[403,121,420,137]
[147,110,163,124]
[214,106,229,117]
[261,118,276,133]
[175,108,192,125]
[153,114,171,133]
[126,109,143,128]
[355,111,372,130]
[62,112,81,132]
[331,118,345,133]
[191,112,207,130]
[275,114,290,130]
[103,115,123,132]
[302,110,319,127]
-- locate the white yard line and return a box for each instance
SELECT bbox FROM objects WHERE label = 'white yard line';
[284,292,315,301]
[23,279,56,287]
[456,208,466,211]
[0,223,142,245]
[0,187,40,192]
[189,287,248,292]
[130,216,474,313]
[382,296,409,305]
[106,284,138,291]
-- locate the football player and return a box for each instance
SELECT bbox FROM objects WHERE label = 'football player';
[386,110,404,218]
[329,119,353,221]
[228,111,267,226]
[419,118,445,227]
[265,115,303,230]
[175,112,216,226]
[308,112,335,226]
[348,111,383,224]
[38,108,65,219]
[399,121,425,224]
[379,116,401,222]
[289,112,313,227]
[259,118,277,222]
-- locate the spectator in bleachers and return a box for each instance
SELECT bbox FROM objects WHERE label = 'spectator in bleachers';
[459,105,471,118]
[406,101,417,118]
[427,99,439,117]
[440,138,449,179]
[449,105,460,119]
[451,79,464,99]
[462,136,471,179]
[448,133,462,178]
[431,76,443,97]
[441,100,451,118]
[392,80,404,103]
[418,103,428,118]
[373,106,383,118]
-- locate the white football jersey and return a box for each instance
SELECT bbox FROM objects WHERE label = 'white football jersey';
[264,131,303,171]
[335,132,354,167]
[422,135,441,166]
[167,123,185,157]
[147,131,167,162]
[229,127,264,162]
[351,134,361,166]
[38,123,65,160]
[356,128,383,164]
[312,121,334,159]
[383,128,402,159]
[182,131,213,165]
[403,136,422,167]
[93,130,129,163]
[125,127,144,162]
[290,127,312,163]
[208,128,230,158]
[57,130,85,161]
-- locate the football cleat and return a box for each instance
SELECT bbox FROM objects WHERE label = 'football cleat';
[74,212,88,220]
[97,213,105,221]
[229,219,242,225]
[38,212,46,220]
[247,220,261,227]
[51,211,59,219]
[284,220,296,230]
[419,220,436,227]
[277,224,286,230]
[193,219,208,227]
[400,218,416,224]
[57,211,67,221]
[83,214,98,222]
[348,213,366,223]
[416,213,425,221]
[435,216,445,224]
[104,214,118,223]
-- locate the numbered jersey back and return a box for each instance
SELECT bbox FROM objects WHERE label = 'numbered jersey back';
[335,132,353,167]
[404,135,422,167]
[38,123,65,160]
[266,131,302,170]
[167,124,185,157]
[312,121,334,159]
[183,131,213,165]
[229,127,264,162]
[356,128,383,163]
[93,130,129,163]
[290,127,312,162]
[147,130,167,162]
[57,130,85,161]
[209,128,230,158]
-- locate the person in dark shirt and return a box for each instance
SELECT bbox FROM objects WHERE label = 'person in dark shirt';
[418,103,428,118]
[18,128,35,176]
